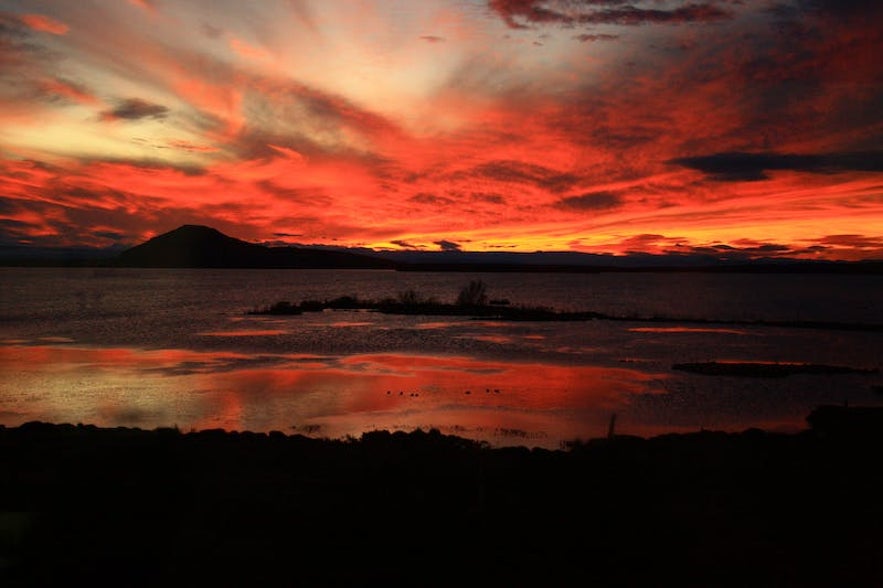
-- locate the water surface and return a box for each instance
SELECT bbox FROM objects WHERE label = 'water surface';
[1,268,881,447]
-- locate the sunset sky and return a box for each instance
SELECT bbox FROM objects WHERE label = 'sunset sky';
[1,0,881,259]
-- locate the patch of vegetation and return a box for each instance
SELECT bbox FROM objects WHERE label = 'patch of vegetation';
[455,279,488,307]
[247,281,883,332]
[248,279,606,321]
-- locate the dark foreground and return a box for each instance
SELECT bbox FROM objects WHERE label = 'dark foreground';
[3,406,883,587]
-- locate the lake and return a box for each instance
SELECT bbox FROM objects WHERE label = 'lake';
[1,267,881,448]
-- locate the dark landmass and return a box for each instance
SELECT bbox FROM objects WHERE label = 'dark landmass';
[673,361,880,378]
[249,289,883,333]
[116,225,396,269]
[3,224,882,273]
[0,245,119,267]
[248,293,606,321]
[2,406,882,586]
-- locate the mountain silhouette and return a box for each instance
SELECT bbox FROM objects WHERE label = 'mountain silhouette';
[117,225,395,269]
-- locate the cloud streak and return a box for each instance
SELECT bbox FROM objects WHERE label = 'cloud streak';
[100,98,169,121]
[489,0,733,29]
[19,13,68,35]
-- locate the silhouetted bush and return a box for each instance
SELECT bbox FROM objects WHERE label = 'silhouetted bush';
[298,300,325,312]
[261,301,301,315]
[398,289,422,306]
[455,280,488,307]
[326,295,362,309]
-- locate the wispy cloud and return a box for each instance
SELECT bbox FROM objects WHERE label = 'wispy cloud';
[489,0,733,29]
[19,13,68,35]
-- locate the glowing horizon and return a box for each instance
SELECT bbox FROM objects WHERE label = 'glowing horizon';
[1,0,881,260]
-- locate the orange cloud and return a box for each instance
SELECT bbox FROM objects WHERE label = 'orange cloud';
[128,0,158,14]
[20,13,69,35]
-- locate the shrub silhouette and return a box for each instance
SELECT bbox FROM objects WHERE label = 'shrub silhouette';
[455,280,488,307]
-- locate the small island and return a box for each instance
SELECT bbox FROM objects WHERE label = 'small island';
[248,280,606,321]
[249,279,883,333]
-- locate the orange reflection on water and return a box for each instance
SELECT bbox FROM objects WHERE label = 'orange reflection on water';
[0,345,668,448]
[0,344,253,371]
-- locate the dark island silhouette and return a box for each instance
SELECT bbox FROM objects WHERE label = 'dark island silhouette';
[117,224,397,269]
[2,406,883,586]
[248,279,883,334]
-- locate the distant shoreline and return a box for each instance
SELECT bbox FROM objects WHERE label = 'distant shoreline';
[3,258,883,274]
[5,224,882,273]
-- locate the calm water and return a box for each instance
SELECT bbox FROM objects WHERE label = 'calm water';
[1,268,882,447]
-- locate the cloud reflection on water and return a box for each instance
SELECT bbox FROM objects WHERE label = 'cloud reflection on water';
[0,344,668,447]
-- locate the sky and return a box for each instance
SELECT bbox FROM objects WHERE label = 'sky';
[0,0,881,260]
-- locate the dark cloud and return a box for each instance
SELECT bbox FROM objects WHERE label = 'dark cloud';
[0,198,18,215]
[434,239,462,252]
[471,160,579,193]
[609,236,802,260]
[391,239,421,249]
[410,193,456,205]
[93,230,126,241]
[574,33,619,42]
[686,242,792,256]
[669,151,883,181]
[166,139,217,153]
[589,124,661,150]
[558,191,623,210]
[488,0,571,28]
[616,233,678,249]
[584,4,732,26]
[257,180,333,206]
[817,234,883,249]
[797,0,882,17]
[419,35,445,43]
[101,98,169,121]
[489,0,733,29]
[77,157,206,177]
[0,218,42,245]
[471,192,505,204]
[201,23,223,39]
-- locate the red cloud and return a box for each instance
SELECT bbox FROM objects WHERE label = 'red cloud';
[20,13,69,35]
